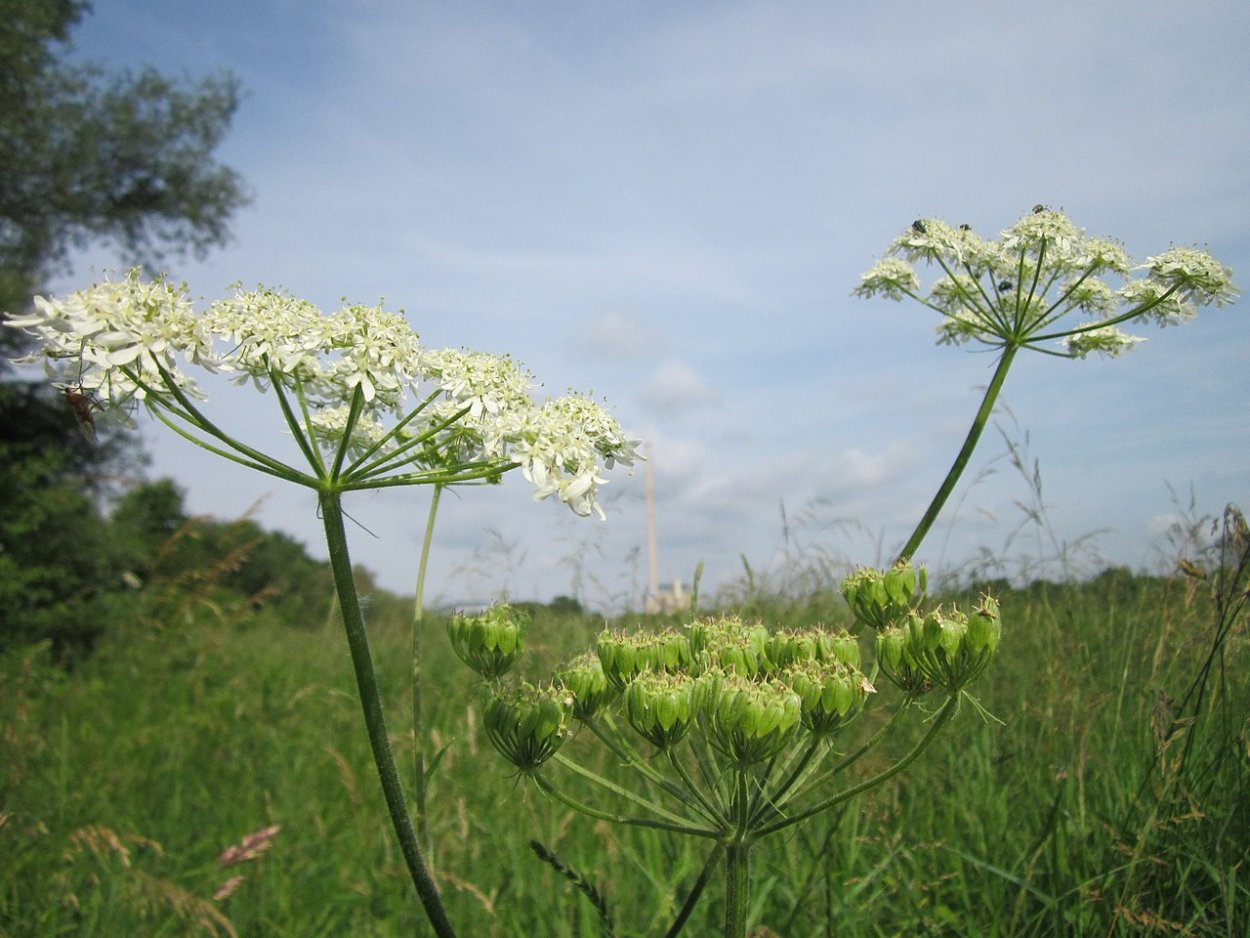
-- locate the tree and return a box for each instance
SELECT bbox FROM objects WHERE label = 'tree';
[1,0,250,331]
[0,1,249,656]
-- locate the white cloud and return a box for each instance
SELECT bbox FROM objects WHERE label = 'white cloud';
[638,359,718,415]
[573,309,666,361]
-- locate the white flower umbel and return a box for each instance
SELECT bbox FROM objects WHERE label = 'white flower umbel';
[855,208,1236,359]
[855,208,1236,565]
[5,272,639,516]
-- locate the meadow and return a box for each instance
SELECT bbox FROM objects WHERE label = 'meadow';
[2,512,1246,937]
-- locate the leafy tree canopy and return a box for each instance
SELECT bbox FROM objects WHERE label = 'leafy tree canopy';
[1,1,250,657]
[0,0,250,337]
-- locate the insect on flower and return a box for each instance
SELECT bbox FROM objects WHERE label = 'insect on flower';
[60,384,101,442]
[911,219,927,234]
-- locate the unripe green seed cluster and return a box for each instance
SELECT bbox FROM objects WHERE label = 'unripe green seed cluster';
[840,559,928,631]
[447,603,529,680]
[876,595,1001,693]
[483,682,572,773]
[457,590,999,774]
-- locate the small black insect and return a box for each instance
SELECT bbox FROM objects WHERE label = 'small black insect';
[1033,203,1047,214]
[911,219,927,234]
[997,280,1014,293]
[959,223,972,231]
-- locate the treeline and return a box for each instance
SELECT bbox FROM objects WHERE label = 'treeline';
[0,381,386,662]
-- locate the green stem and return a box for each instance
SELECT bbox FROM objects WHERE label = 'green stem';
[895,344,1019,564]
[412,484,444,859]
[319,490,456,937]
[757,692,959,837]
[551,752,714,830]
[533,771,718,838]
[662,844,724,938]
[586,717,698,808]
[723,839,751,938]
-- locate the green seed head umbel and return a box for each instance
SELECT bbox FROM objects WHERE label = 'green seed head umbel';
[596,628,692,691]
[767,627,861,670]
[703,673,802,767]
[875,596,1002,695]
[484,682,572,773]
[447,603,529,681]
[622,671,700,750]
[555,652,615,722]
[783,658,876,736]
[840,560,927,632]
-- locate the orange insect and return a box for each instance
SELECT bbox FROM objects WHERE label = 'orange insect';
[61,385,102,442]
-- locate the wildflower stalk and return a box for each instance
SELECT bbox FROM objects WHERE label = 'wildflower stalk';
[723,840,751,938]
[319,489,456,938]
[411,483,444,859]
[896,343,1018,563]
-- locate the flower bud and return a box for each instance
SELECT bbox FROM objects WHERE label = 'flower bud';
[484,682,571,773]
[622,671,699,750]
[447,604,528,680]
[555,652,614,722]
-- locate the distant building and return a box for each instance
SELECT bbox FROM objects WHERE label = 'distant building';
[645,578,690,615]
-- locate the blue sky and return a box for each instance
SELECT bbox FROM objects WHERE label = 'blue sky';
[53,1,1250,610]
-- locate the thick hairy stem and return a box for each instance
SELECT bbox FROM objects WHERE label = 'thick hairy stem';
[320,491,456,938]
[723,839,751,938]
[896,345,1019,563]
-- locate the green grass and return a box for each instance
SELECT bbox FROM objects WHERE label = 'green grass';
[2,567,1247,936]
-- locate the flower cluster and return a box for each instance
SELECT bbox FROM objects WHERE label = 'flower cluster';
[5,271,639,515]
[855,208,1237,357]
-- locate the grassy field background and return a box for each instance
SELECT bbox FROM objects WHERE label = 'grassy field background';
[2,522,1247,936]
